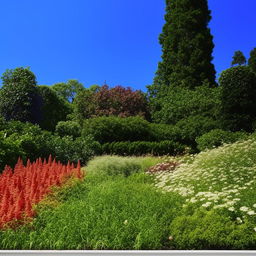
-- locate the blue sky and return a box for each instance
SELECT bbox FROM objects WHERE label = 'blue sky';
[0,0,255,91]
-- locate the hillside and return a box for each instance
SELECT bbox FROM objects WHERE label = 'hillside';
[1,137,256,249]
[154,134,256,249]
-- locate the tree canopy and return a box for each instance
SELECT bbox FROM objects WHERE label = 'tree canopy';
[0,67,41,124]
[52,79,84,102]
[231,50,246,66]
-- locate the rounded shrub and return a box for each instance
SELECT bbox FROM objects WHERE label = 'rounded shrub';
[46,135,101,165]
[55,121,81,138]
[196,129,248,151]
[174,115,219,148]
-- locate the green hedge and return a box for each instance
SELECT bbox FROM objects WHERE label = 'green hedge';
[101,141,186,156]
[82,116,151,143]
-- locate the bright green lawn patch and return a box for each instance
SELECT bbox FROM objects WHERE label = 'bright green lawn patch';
[0,156,183,250]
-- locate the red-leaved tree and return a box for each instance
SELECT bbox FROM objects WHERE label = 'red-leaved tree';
[74,85,149,120]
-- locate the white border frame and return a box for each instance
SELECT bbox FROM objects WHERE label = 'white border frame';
[0,251,256,256]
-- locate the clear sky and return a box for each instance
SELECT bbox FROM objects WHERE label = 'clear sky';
[0,0,255,91]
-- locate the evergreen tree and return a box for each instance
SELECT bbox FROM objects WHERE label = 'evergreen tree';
[152,0,216,92]
[248,47,256,73]
[231,50,246,66]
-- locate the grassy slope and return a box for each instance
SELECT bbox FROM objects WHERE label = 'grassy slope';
[0,156,184,250]
[154,134,256,249]
[1,135,256,249]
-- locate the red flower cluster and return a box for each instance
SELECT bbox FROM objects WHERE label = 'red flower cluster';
[0,156,83,228]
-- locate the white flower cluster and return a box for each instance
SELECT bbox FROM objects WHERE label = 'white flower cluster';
[152,137,256,222]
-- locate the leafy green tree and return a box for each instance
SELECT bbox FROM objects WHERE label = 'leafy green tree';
[219,66,256,132]
[231,50,246,66]
[0,67,41,124]
[150,85,221,125]
[38,86,72,131]
[52,79,84,102]
[152,0,216,93]
[72,89,96,122]
[248,47,256,73]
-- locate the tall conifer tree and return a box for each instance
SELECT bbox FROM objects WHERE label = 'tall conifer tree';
[152,0,216,93]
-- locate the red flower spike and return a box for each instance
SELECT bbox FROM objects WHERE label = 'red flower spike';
[0,156,83,229]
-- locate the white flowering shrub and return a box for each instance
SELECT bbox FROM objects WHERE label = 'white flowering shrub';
[151,134,256,248]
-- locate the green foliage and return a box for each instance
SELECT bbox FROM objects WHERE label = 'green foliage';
[248,47,256,74]
[0,132,24,171]
[45,136,100,165]
[0,67,41,123]
[55,121,81,138]
[82,116,151,144]
[2,120,42,137]
[169,209,256,249]
[38,86,72,131]
[102,141,186,156]
[196,129,249,151]
[72,89,95,121]
[0,120,100,170]
[52,79,84,102]
[219,66,256,132]
[174,115,220,148]
[149,123,181,142]
[152,0,216,92]
[81,116,203,149]
[231,50,247,66]
[150,85,221,125]
[0,121,52,170]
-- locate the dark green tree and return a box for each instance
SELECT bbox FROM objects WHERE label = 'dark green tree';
[231,50,246,66]
[52,79,84,102]
[0,67,41,123]
[152,0,216,93]
[38,86,72,131]
[219,66,256,132]
[248,47,256,73]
